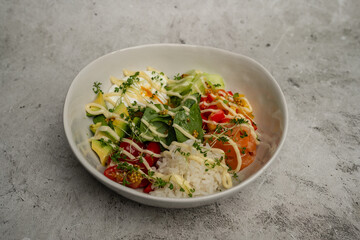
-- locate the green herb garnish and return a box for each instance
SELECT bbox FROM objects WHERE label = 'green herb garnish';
[92,82,103,94]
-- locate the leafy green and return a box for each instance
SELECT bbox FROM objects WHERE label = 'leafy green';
[169,96,182,108]
[139,105,173,144]
[173,101,203,143]
[166,70,225,95]
[137,94,202,145]
[182,93,200,109]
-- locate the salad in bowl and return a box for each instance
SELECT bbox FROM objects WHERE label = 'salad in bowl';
[85,67,259,198]
[63,44,288,208]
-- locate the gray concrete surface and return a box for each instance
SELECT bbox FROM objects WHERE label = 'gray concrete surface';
[1,0,359,239]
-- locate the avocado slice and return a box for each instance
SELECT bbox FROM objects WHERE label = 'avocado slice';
[113,119,128,139]
[93,115,107,125]
[91,139,113,166]
[90,122,102,134]
[96,128,120,143]
[113,102,128,115]
[112,103,129,139]
[86,92,107,117]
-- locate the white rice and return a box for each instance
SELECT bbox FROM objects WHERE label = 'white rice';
[149,139,229,198]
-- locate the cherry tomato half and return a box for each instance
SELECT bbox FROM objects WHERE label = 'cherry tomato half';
[208,109,226,123]
[119,139,144,158]
[143,183,153,193]
[143,142,161,167]
[104,164,149,189]
[207,93,216,102]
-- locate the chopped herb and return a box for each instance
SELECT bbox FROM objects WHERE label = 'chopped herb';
[122,178,130,186]
[173,73,182,80]
[174,147,190,157]
[169,183,174,190]
[119,72,139,94]
[179,187,185,192]
[92,82,103,94]
[213,83,221,88]
[114,87,120,92]
[192,142,209,157]
[116,161,139,172]
[240,130,248,138]
[230,118,248,125]
[214,125,223,133]
[218,136,229,143]
[110,148,125,163]
[107,120,114,129]
[223,100,229,104]
[98,138,110,147]
[153,177,167,188]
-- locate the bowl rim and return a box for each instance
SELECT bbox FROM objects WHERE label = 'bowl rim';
[63,43,288,205]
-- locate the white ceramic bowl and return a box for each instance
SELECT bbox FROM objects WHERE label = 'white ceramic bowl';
[63,44,288,208]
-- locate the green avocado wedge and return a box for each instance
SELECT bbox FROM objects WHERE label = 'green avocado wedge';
[112,103,129,140]
[91,139,113,166]
[86,92,107,117]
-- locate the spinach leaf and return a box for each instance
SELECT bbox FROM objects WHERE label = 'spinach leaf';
[173,102,204,143]
[139,105,172,143]
[182,93,200,109]
[166,127,177,146]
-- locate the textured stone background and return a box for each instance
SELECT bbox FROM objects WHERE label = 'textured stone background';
[1,1,359,239]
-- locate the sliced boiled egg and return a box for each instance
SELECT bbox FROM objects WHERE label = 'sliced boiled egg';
[106,70,168,108]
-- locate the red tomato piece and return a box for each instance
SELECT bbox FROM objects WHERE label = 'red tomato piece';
[207,104,217,110]
[201,113,208,120]
[143,142,161,167]
[217,89,227,96]
[220,117,230,123]
[201,109,211,118]
[119,139,144,158]
[252,121,258,130]
[104,165,144,189]
[209,110,225,123]
[201,113,208,129]
[143,183,153,193]
[227,91,233,96]
[104,166,120,182]
[207,93,216,102]
[138,178,150,188]
[199,102,206,110]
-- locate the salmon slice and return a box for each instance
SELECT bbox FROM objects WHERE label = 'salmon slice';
[208,126,256,171]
